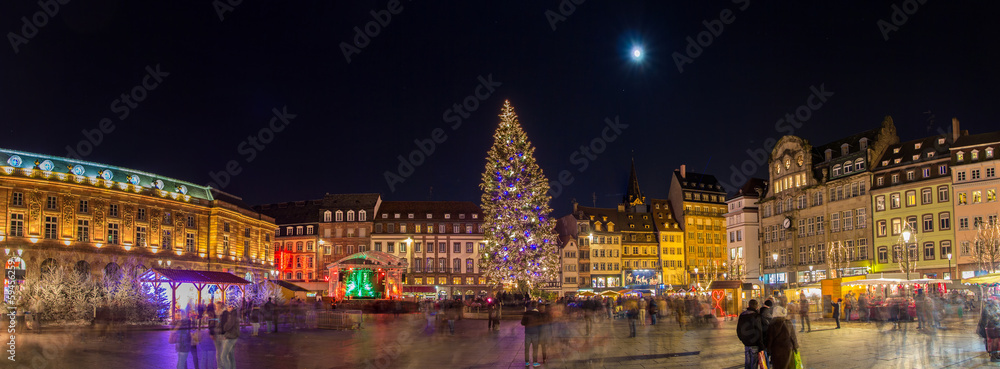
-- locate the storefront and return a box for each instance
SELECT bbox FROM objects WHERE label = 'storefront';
[591,275,622,290]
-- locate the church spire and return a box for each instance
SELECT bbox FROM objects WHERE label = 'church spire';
[624,158,645,206]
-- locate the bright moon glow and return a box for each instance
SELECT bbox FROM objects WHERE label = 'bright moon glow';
[631,47,643,60]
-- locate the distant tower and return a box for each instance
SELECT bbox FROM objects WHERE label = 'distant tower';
[622,158,647,212]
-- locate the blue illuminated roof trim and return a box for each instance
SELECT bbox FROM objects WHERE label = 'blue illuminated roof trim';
[0,148,214,202]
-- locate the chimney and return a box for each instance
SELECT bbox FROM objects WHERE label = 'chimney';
[952,117,960,142]
[680,164,686,178]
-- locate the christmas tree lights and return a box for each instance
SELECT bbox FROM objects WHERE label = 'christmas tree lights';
[479,100,559,292]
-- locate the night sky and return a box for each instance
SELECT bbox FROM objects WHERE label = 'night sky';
[2,1,998,215]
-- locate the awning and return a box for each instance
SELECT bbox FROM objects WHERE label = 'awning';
[148,268,251,284]
[964,273,1000,285]
[403,286,437,293]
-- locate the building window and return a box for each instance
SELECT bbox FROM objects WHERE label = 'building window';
[109,204,119,217]
[46,196,57,210]
[923,214,934,232]
[938,186,949,202]
[958,171,966,181]
[921,188,932,204]
[78,200,89,213]
[324,211,332,222]
[162,230,172,249]
[187,216,195,228]
[939,212,951,230]
[107,223,120,244]
[877,220,887,237]
[923,242,935,260]
[890,193,901,209]
[9,213,24,237]
[347,211,355,222]
[359,210,367,221]
[453,242,462,253]
[941,241,952,257]
[10,192,23,206]
[958,192,967,205]
[438,242,446,253]
[878,247,888,264]
[905,190,916,206]
[307,241,314,251]
[135,226,147,246]
[77,220,90,242]
[186,233,195,252]
[137,208,146,221]
[44,216,58,239]
[336,211,343,222]
[307,226,314,235]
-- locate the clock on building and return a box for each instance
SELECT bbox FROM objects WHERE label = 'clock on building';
[782,217,791,229]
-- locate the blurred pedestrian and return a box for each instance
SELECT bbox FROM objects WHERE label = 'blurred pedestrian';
[221,304,241,369]
[208,302,224,368]
[521,302,542,367]
[171,311,193,369]
[249,306,262,336]
[798,297,811,333]
[832,298,841,329]
[737,299,765,369]
[627,305,638,338]
[638,298,648,326]
[764,316,800,369]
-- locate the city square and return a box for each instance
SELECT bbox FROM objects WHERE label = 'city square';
[3,1,1000,368]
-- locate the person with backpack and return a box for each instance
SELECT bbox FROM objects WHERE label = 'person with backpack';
[626,305,639,338]
[737,299,766,369]
[521,302,543,367]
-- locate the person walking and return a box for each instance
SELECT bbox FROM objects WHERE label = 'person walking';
[832,298,842,329]
[764,315,800,369]
[737,299,766,369]
[649,298,658,325]
[263,298,276,333]
[798,297,811,333]
[538,303,552,364]
[638,298,648,326]
[188,311,202,369]
[221,304,241,369]
[171,312,193,369]
[208,302,224,369]
[858,294,869,323]
[978,299,1000,362]
[845,293,855,322]
[521,302,542,367]
[249,306,262,337]
[627,305,638,338]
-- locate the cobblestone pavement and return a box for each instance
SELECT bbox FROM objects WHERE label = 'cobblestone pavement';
[8,314,1000,369]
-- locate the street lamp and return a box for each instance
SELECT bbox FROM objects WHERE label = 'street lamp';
[694,267,699,286]
[809,265,813,283]
[947,253,953,281]
[772,253,779,292]
[899,225,917,281]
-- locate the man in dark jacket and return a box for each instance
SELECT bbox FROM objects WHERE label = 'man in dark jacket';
[521,302,542,367]
[737,299,766,369]
[833,298,842,329]
[221,305,241,369]
[264,298,276,333]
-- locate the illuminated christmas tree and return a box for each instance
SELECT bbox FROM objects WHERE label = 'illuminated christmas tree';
[479,100,559,293]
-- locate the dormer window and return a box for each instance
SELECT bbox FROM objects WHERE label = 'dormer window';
[855,158,865,171]
[459,214,466,219]
[323,211,332,222]
[912,155,920,161]
[894,158,901,164]
[394,213,400,219]
[336,210,344,221]
[860,138,869,150]
[347,210,355,221]
[833,165,841,176]
[841,143,850,156]
[408,213,414,219]
[957,152,965,161]
[426,213,432,219]
[927,152,934,158]
[987,148,995,158]
[893,148,901,154]
[938,138,946,145]
[882,160,889,166]
[381,213,388,218]
[444,214,451,219]
[843,161,853,174]
[472,214,478,219]
[972,150,979,160]
[914,143,922,150]
[825,149,833,161]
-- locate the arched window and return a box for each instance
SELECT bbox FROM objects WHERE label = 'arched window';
[854,158,865,171]
[40,258,58,276]
[347,211,355,222]
[335,211,343,222]
[296,241,304,252]
[843,161,853,173]
[833,165,841,176]
[324,211,332,222]
[285,242,293,251]
[359,210,366,221]
[104,262,122,282]
[75,260,91,280]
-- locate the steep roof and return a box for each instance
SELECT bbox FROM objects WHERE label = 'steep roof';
[811,127,881,163]
[623,159,644,205]
[729,178,769,200]
[254,200,321,225]
[672,170,726,193]
[874,134,952,171]
[953,130,1000,148]
[321,193,381,211]
[377,201,481,220]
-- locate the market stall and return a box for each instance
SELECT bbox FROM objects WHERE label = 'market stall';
[707,280,742,319]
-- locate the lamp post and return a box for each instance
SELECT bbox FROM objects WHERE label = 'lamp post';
[772,253,779,294]
[947,252,953,282]
[901,227,915,281]
[694,267,699,287]
[809,265,813,284]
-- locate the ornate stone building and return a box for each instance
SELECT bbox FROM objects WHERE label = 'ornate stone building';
[668,165,728,285]
[759,117,897,287]
[1,148,275,303]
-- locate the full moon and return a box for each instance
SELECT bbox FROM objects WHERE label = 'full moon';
[631,47,643,60]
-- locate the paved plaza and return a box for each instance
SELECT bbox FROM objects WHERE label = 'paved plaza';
[8,314,1000,369]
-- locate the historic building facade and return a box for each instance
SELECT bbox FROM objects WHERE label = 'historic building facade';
[871,132,958,278]
[373,201,486,299]
[725,178,767,282]
[1,148,275,303]
[651,198,685,286]
[572,205,622,291]
[668,165,728,285]
[759,117,897,287]
[257,201,321,282]
[950,126,1000,279]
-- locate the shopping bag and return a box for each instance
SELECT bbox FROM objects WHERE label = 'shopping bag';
[793,350,804,369]
[758,350,769,369]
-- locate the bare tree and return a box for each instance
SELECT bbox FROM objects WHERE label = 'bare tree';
[973,221,1000,273]
[894,243,918,280]
[729,256,748,281]
[827,241,850,279]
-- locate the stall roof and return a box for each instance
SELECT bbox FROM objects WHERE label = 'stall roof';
[273,280,310,292]
[149,268,251,284]
[708,281,742,290]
